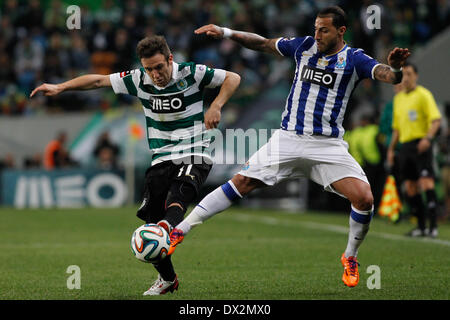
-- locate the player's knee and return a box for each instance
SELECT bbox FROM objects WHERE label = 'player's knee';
[166,181,197,211]
[232,174,264,195]
[167,202,184,210]
[405,180,419,196]
[419,177,435,190]
[353,192,374,212]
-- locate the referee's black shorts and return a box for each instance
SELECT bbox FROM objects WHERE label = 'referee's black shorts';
[398,138,435,181]
[136,157,212,223]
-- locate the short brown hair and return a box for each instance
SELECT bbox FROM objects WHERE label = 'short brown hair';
[136,35,171,60]
[317,6,347,29]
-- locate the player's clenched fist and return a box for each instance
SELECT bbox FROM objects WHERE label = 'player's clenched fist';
[204,104,221,129]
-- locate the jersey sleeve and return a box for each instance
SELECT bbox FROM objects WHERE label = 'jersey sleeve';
[109,69,140,96]
[275,36,311,57]
[353,49,381,80]
[392,95,400,131]
[194,64,226,89]
[422,88,441,122]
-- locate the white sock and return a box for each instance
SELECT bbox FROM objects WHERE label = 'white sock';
[344,205,373,258]
[176,180,242,234]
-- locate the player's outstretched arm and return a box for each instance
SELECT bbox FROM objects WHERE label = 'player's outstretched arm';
[373,47,411,84]
[204,71,241,129]
[194,24,281,56]
[30,74,112,98]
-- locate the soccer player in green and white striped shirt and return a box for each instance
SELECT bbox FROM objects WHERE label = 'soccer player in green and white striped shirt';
[30,35,241,295]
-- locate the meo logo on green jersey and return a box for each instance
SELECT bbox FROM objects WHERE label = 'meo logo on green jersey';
[151,93,185,114]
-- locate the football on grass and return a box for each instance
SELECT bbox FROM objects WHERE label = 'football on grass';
[131,224,170,263]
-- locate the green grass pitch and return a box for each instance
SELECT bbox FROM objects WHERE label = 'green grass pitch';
[0,206,449,300]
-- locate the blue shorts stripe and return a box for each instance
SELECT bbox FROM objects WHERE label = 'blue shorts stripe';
[221,182,240,201]
[350,209,373,224]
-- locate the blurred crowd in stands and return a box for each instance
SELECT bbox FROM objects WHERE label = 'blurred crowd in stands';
[1,0,449,116]
[0,129,121,171]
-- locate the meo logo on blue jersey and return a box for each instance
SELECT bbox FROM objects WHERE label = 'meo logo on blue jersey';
[300,65,336,89]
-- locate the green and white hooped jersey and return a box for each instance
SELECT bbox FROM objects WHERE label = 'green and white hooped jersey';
[110,61,226,165]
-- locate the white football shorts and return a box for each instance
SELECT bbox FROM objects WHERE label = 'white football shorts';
[237,129,369,197]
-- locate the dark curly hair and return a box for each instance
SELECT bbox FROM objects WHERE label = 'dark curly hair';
[136,35,171,60]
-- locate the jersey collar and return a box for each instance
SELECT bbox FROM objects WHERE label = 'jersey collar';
[324,42,348,57]
[171,61,180,80]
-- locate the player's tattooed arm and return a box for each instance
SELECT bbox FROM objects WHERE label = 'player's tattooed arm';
[194,24,281,56]
[227,31,280,55]
[373,64,403,84]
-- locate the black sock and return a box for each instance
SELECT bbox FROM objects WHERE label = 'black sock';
[165,205,186,228]
[407,194,426,230]
[425,189,438,229]
[153,256,176,282]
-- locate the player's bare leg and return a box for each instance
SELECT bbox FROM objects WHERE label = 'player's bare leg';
[332,177,374,287]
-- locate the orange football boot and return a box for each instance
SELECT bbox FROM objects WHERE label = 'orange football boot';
[341,253,360,287]
[168,228,184,255]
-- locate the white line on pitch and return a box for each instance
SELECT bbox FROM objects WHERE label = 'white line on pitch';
[228,213,450,247]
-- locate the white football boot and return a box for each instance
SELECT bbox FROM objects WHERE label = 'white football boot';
[143,274,179,296]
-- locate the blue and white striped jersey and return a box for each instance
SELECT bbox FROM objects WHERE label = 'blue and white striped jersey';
[275,36,380,138]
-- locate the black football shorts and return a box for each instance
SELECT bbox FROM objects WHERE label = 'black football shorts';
[398,139,435,181]
[136,157,212,223]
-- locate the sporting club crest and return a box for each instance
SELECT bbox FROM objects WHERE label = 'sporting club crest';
[176,79,188,91]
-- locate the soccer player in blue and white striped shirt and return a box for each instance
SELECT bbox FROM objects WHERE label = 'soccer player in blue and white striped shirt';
[169,6,410,288]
